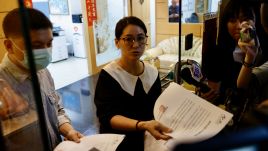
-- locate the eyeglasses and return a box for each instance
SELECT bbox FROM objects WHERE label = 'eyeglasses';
[119,35,148,46]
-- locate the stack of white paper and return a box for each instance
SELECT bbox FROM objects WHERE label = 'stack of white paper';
[54,134,125,151]
[145,82,233,151]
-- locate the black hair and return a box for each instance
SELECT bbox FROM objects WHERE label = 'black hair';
[218,0,255,49]
[115,16,147,39]
[2,8,53,38]
[261,4,268,34]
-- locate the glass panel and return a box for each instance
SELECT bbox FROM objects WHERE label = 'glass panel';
[94,0,127,66]
[0,4,54,151]
[168,0,221,23]
[1,1,101,150]
[168,0,181,23]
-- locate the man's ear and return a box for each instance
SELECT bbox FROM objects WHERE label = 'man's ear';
[115,39,120,49]
[4,39,14,53]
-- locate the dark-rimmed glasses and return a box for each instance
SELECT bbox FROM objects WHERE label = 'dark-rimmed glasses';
[119,35,148,46]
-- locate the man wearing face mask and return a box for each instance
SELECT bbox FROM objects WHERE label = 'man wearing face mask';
[0,8,83,149]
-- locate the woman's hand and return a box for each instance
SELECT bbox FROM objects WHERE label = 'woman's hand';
[200,89,219,102]
[238,20,259,64]
[199,80,220,102]
[138,120,172,140]
[239,42,258,64]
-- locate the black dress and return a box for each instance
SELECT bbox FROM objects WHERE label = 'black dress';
[94,61,161,151]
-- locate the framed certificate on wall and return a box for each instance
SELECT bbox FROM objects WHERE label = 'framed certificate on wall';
[48,0,69,15]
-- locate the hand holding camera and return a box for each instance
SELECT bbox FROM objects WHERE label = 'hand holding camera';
[239,21,257,47]
[238,21,259,63]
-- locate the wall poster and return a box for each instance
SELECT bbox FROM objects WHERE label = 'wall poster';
[48,0,69,15]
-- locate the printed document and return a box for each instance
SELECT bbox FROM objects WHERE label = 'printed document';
[54,134,125,151]
[145,82,233,150]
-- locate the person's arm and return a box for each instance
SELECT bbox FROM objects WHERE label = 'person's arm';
[45,69,83,142]
[200,80,221,102]
[110,115,172,140]
[237,53,254,89]
[55,91,83,142]
[109,75,171,140]
[237,42,258,89]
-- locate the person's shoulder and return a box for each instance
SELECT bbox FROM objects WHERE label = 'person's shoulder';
[103,61,118,70]
[38,68,54,81]
[99,62,119,80]
[103,61,120,75]
[38,68,51,75]
[143,62,158,77]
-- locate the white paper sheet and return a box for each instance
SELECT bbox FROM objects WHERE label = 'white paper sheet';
[54,134,125,151]
[145,82,233,150]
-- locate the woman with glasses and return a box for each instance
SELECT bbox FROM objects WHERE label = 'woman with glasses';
[94,16,172,151]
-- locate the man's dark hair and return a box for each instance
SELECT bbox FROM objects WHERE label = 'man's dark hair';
[115,16,147,39]
[2,8,53,38]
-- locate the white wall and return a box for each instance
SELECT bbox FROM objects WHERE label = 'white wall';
[70,0,82,14]
[210,0,220,12]
[33,0,84,55]
[150,0,156,47]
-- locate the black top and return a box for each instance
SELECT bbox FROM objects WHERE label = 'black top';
[203,45,242,104]
[94,62,161,151]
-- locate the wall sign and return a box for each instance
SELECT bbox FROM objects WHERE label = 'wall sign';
[85,0,97,26]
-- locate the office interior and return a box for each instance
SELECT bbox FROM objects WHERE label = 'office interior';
[0,0,268,150]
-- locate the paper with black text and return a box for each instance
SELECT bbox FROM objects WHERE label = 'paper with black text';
[54,134,125,151]
[146,82,233,150]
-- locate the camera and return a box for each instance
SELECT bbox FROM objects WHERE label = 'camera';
[240,25,256,43]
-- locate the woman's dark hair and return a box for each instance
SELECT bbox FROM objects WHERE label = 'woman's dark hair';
[218,0,255,49]
[115,16,147,39]
[3,8,53,38]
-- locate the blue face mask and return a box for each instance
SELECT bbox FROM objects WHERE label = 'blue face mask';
[25,48,52,70]
[11,39,52,70]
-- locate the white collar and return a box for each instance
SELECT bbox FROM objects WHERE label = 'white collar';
[104,61,159,96]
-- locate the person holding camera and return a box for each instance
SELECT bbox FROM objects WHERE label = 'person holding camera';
[202,0,262,105]
[237,2,268,109]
